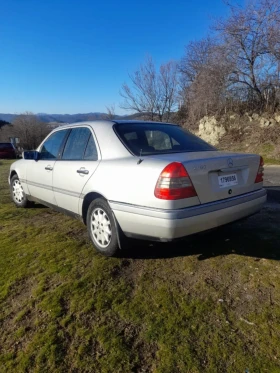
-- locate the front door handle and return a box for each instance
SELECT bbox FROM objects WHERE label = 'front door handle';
[77,168,89,175]
[45,165,53,171]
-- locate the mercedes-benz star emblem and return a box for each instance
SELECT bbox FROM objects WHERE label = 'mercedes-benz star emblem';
[227,158,233,168]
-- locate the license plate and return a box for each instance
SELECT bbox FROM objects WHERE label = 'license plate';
[218,174,238,188]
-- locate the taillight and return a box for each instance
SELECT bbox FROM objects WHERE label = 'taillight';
[155,162,197,200]
[255,156,264,183]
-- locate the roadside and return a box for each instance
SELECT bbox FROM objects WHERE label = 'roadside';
[264,165,280,203]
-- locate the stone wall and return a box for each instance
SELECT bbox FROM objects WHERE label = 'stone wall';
[196,112,280,146]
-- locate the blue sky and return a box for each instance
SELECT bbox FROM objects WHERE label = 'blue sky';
[0,0,233,115]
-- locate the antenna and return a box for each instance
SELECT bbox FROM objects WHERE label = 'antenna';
[137,149,143,164]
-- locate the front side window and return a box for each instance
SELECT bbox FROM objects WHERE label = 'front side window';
[62,127,98,161]
[40,130,67,160]
[114,123,216,156]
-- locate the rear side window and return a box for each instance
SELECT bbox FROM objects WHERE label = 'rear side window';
[114,123,215,156]
[62,127,98,161]
[40,130,67,160]
[84,135,98,160]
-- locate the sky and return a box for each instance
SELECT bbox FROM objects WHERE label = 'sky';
[0,0,233,115]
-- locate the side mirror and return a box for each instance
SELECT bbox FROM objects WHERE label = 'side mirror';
[23,151,40,160]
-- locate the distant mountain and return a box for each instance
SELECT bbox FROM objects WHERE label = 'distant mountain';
[37,112,110,123]
[0,112,144,124]
[0,114,17,123]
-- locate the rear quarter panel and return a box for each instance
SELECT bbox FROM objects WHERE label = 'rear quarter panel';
[80,156,200,211]
[80,150,263,212]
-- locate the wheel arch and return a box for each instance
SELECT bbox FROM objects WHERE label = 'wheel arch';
[82,191,125,250]
[82,192,107,225]
[10,170,18,181]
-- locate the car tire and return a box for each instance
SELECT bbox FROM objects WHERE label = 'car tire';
[87,198,119,257]
[10,175,31,208]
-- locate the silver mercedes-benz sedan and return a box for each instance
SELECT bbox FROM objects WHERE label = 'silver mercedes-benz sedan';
[9,120,266,256]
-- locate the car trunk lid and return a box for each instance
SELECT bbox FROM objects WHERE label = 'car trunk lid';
[151,151,261,204]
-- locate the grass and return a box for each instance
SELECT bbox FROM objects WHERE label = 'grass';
[258,144,280,165]
[218,125,280,165]
[263,157,280,165]
[219,142,280,165]
[1,160,280,372]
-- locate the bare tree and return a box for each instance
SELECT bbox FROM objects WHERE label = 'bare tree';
[158,61,179,121]
[180,37,218,84]
[179,0,280,121]
[215,0,280,111]
[120,57,179,121]
[0,120,10,130]
[259,0,280,60]
[105,104,116,120]
[180,38,232,121]
[12,112,51,149]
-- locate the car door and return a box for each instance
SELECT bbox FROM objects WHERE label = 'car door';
[26,129,69,205]
[52,126,100,214]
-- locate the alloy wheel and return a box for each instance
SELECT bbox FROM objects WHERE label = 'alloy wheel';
[90,207,112,248]
[12,179,24,203]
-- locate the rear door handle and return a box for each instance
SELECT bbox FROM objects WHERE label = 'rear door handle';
[45,165,53,171]
[77,168,89,175]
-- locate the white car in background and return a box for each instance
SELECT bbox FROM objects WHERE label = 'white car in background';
[9,120,266,256]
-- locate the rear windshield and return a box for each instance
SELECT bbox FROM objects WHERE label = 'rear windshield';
[114,123,215,156]
[0,143,14,150]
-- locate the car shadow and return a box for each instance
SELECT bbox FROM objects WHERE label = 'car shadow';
[119,205,280,261]
[31,203,48,209]
[266,186,280,203]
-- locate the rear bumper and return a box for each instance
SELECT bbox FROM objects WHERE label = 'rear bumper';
[110,189,267,241]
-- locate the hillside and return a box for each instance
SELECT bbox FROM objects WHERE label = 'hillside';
[0,112,144,124]
[193,112,280,164]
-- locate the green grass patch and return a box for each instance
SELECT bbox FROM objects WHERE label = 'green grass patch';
[263,156,280,165]
[258,143,280,165]
[1,160,280,372]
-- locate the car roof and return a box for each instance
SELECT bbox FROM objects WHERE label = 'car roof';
[55,119,177,130]
[113,120,176,125]
[48,120,177,160]
[56,120,114,130]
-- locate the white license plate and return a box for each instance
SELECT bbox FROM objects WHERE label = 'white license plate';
[218,174,238,188]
